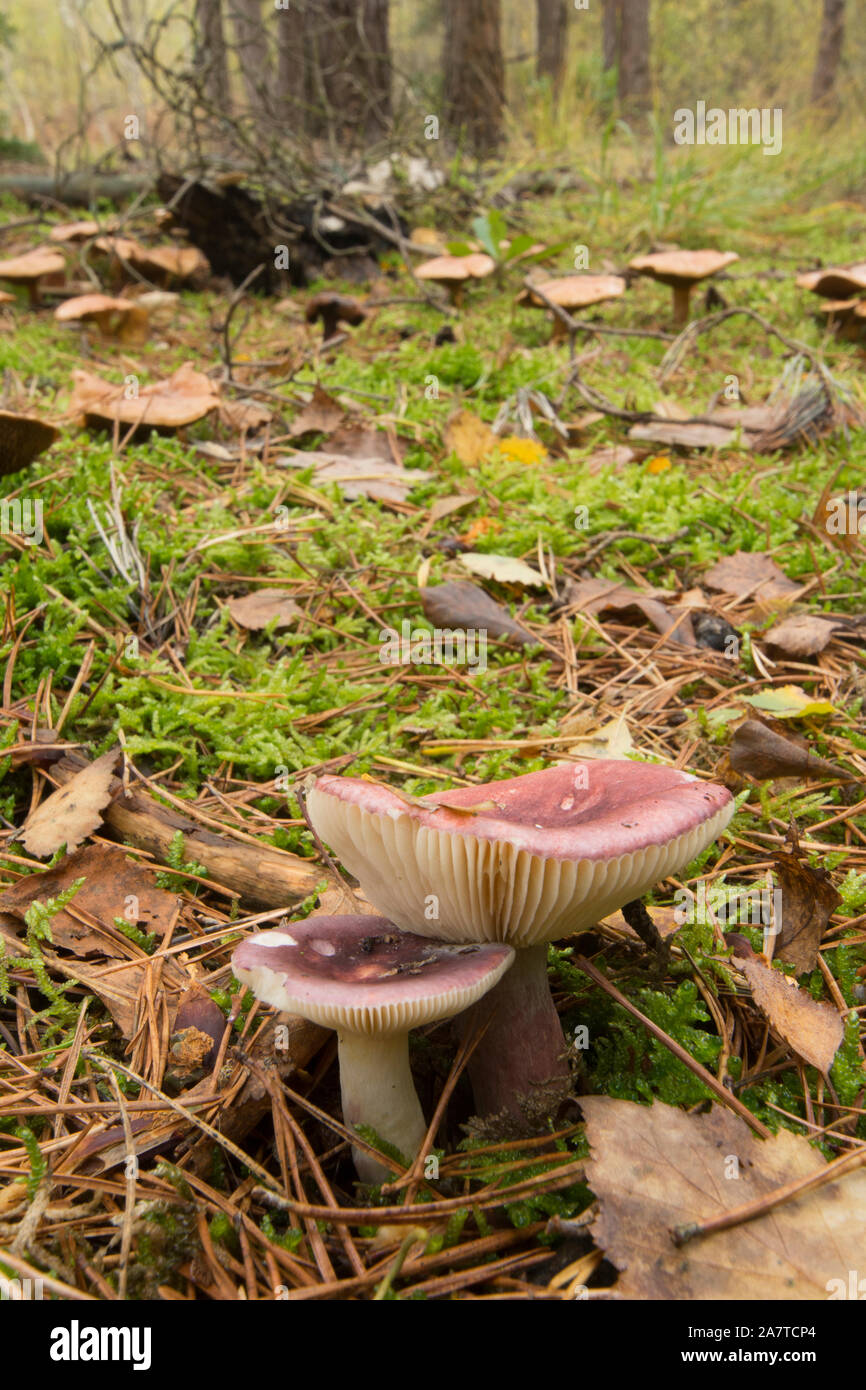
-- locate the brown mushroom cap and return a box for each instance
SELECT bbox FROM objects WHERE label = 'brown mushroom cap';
[233,914,514,1035]
[796,263,866,299]
[305,293,367,334]
[48,221,100,244]
[0,410,59,477]
[69,363,219,430]
[307,762,734,947]
[522,274,626,311]
[629,249,739,287]
[417,254,496,284]
[55,294,137,323]
[0,249,66,303]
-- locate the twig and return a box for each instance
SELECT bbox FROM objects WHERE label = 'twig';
[671,1143,866,1247]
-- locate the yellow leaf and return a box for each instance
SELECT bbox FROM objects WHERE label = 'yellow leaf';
[746,685,837,718]
[646,454,672,475]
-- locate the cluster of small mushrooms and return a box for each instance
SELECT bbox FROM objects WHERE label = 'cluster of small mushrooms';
[233,760,734,1183]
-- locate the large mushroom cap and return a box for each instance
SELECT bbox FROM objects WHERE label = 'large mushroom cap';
[416,253,496,283]
[307,763,734,947]
[0,249,67,284]
[522,274,626,310]
[629,249,739,287]
[48,220,100,244]
[796,263,866,299]
[0,410,59,477]
[232,914,514,1034]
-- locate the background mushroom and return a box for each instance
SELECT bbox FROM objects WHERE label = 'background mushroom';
[305,292,367,340]
[307,763,734,1124]
[0,410,59,477]
[0,249,66,306]
[628,249,739,326]
[796,263,866,299]
[518,274,626,339]
[416,253,495,305]
[55,294,149,343]
[232,914,513,1182]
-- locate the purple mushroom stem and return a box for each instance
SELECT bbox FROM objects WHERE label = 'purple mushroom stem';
[454,941,570,1121]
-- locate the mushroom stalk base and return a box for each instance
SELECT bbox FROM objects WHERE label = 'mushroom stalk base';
[337,1032,427,1185]
[455,943,571,1126]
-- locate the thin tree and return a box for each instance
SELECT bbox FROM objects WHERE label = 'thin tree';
[602,0,651,114]
[443,0,505,156]
[227,0,273,119]
[302,0,391,142]
[811,0,845,107]
[536,0,568,96]
[194,0,231,111]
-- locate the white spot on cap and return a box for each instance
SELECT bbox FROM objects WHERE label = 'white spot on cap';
[255,931,298,947]
[560,793,575,811]
[310,938,336,957]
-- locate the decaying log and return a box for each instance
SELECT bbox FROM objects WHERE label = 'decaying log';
[44,750,322,908]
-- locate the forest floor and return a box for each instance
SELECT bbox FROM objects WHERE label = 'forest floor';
[1,140,865,1300]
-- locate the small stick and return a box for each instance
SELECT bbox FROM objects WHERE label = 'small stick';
[671,1143,866,1247]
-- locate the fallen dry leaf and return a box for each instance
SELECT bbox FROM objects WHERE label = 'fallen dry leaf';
[444,409,497,465]
[420,581,537,648]
[70,362,220,430]
[565,577,696,646]
[704,551,801,603]
[732,948,844,1074]
[283,446,431,503]
[563,711,634,760]
[764,613,841,658]
[20,750,120,858]
[728,718,847,782]
[219,398,272,433]
[288,385,346,438]
[226,589,302,631]
[584,1096,866,1300]
[458,552,545,587]
[772,844,842,975]
[0,843,177,956]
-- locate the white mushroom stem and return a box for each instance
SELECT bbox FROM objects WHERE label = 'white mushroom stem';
[337,1031,428,1184]
[454,943,570,1123]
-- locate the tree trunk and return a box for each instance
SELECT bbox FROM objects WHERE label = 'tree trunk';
[602,0,619,72]
[276,0,309,131]
[618,0,651,112]
[811,0,845,106]
[227,0,273,118]
[443,0,505,156]
[536,0,568,94]
[303,0,391,142]
[195,0,231,111]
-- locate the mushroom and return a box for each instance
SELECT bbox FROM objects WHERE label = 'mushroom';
[0,410,59,478]
[54,294,149,343]
[796,263,866,299]
[307,763,734,1124]
[48,220,100,244]
[0,249,66,306]
[416,253,496,306]
[305,292,367,341]
[518,274,626,340]
[232,913,513,1182]
[629,249,739,327]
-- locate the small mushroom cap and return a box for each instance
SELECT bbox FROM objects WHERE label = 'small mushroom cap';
[417,253,495,283]
[629,249,739,288]
[796,263,866,298]
[521,274,626,310]
[0,291,15,304]
[305,292,367,327]
[54,294,137,323]
[307,763,734,947]
[0,249,66,282]
[232,914,514,1035]
[48,221,100,244]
